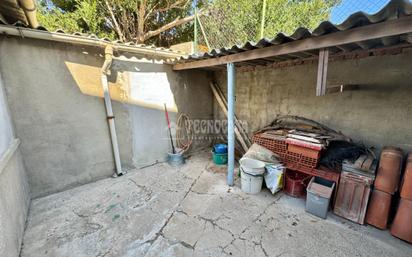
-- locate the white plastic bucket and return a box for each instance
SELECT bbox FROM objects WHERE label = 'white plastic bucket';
[240,158,265,194]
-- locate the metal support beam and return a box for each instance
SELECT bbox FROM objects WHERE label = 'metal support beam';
[227,63,235,186]
[316,48,329,96]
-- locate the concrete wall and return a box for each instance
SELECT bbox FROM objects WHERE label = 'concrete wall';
[214,50,412,153]
[110,58,213,167]
[0,37,133,198]
[0,70,13,156]
[0,71,30,257]
[0,36,213,197]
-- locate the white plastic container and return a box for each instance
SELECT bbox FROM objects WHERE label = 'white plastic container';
[240,158,266,194]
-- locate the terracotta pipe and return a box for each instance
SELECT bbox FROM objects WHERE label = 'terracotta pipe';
[374,146,403,194]
[400,154,412,200]
[391,198,412,243]
[365,189,392,229]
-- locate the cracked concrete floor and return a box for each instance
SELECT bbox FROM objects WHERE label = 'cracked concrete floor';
[21,151,412,257]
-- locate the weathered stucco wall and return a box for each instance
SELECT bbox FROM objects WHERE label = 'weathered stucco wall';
[214,50,412,153]
[0,37,133,198]
[0,71,13,156]
[0,36,212,197]
[110,58,213,167]
[0,71,30,257]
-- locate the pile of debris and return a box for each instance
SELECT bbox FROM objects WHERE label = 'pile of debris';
[245,115,412,244]
[253,115,369,171]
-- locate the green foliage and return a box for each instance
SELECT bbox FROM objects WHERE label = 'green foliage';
[200,0,340,49]
[37,0,115,39]
[37,0,339,48]
[37,0,196,46]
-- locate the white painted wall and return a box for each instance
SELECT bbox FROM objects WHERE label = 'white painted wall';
[0,72,14,156]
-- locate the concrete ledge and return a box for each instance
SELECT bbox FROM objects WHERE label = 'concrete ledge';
[0,138,20,176]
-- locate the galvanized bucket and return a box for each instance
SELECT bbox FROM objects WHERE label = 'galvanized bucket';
[167,152,185,166]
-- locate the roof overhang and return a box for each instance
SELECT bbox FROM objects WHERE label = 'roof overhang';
[0,24,185,60]
[0,0,39,28]
[173,15,412,70]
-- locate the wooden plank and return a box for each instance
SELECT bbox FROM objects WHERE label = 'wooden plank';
[212,83,252,147]
[316,49,325,96]
[321,49,329,96]
[173,16,412,70]
[212,83,252,146]
[210,84,249,153]
[316,48,329,96]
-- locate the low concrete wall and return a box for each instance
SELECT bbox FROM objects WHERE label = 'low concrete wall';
[214,50,412,153]
[0,69,30,257]
[0,140,30,257]
[0,36,213,197]
[0,71,13,156]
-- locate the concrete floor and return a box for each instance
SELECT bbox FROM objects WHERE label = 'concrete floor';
[21,151,411,257]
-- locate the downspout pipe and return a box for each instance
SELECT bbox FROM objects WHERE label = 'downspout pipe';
[101,45,124,177]
[227,63,235,186]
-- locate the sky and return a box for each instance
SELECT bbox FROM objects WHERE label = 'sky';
[330,0,392,24]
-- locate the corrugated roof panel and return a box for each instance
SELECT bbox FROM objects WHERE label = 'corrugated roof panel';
[179,0,412,63]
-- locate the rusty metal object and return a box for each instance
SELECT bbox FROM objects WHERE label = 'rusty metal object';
[400,154,412,200]
[365,189,392,229]
[334,171,373,224]
[391,198,412,243]
[375,146,403,194]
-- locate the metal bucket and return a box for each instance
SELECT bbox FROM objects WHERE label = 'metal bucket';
[167,152,185,166]
[375,146,403,194]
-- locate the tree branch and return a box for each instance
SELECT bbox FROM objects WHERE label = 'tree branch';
[137,0,147,42]
[143,13,195,41]
[104,0,125,42]
[157,0,189,12]
[144,3,159,22]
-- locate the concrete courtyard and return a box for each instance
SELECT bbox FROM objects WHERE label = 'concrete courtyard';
[21,151,412,257]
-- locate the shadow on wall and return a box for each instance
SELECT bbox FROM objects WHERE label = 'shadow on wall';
[1,35,213,197]
[0,39,131,197]
[66,58,179,113]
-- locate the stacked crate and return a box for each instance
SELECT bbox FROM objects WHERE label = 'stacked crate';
[251,133,287,161]
[252,132,322,169]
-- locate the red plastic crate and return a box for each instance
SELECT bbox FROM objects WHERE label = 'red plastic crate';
[286,163,340,185]
[252,133,287,156]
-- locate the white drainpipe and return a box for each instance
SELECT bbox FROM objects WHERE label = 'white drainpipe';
[101,45,124,177]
